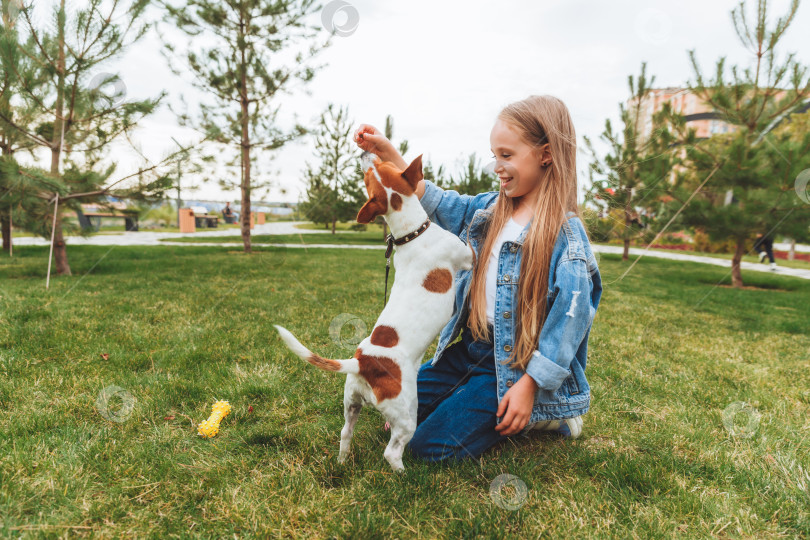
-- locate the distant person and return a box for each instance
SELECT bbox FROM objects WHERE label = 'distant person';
[754,232,777,270]
[222,202,235,224]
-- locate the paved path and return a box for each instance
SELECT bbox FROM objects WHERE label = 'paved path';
[11,220,330,246]
[11,221,810,280]
[591,244,810,281]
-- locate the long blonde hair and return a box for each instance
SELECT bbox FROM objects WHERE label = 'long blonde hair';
[466,95,583,370]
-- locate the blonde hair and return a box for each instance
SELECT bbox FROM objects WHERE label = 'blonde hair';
[466,95,583,370]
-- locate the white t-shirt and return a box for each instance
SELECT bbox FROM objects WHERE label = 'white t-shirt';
[485,217,525,325]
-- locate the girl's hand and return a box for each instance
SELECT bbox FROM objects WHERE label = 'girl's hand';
[495,374,538,436]
[353,124,403,167]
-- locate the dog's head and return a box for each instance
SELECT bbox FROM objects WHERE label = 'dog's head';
[356,153,423,224]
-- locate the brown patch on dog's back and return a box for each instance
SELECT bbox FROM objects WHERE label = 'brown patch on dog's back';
[390,192,402,211]
[370,325,399,347]
[307,353,341,371]
[353,348,401,402]
[422,268,453,293]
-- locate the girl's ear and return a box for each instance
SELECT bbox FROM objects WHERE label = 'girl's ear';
[401,154,424,190]
[533,143,552,167]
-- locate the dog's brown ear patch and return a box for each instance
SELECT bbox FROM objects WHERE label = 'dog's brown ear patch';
[390,193,402,211]
[354,349,402,402]
[422,268,453,293]
[400,154,423,191]
[307,353,342,371]
[357,198,386,224]
[370,325,399,348]
[357,167,390,223]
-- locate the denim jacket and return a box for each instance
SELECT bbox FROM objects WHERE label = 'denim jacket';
[419,179,603,423]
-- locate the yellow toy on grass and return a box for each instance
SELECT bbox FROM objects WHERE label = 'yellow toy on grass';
[197,400,232,438]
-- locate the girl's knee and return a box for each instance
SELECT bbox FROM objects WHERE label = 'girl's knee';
[408,427,487,462]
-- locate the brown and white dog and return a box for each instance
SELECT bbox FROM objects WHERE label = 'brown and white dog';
[273,153,472,471]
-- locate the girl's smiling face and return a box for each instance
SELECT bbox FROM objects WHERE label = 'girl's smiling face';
[489,118,550,203]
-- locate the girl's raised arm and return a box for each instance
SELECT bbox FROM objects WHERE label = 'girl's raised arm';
[353,124,498,237]
[418,180,498,238]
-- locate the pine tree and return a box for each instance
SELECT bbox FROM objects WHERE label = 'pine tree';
[0,0,40,253]
[0,0,174,275]
[667,0,810,287]
[584,62,678,260]
[160,0,330,253]
[422,159,446,187]
[769,109,810,253]
[384,114,409,159]
[299,104,362,233]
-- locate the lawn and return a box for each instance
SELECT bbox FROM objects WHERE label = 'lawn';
[1,244,808,538]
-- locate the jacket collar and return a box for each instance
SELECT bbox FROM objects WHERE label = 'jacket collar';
[468,208,578,250]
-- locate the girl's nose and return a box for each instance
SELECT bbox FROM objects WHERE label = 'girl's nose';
[485,159,514,176]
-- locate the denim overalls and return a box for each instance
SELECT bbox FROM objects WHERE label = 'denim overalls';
[408,180,602,462]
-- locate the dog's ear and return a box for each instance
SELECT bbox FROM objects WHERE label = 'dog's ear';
[401,154,423,190]
[357,198,386,224]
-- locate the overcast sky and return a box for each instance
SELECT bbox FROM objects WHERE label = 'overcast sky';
[26,0,810,204]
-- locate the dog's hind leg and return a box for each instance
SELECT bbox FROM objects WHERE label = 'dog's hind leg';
[383,417,416,472]
[338,391,363,464]
[382,396,417,472]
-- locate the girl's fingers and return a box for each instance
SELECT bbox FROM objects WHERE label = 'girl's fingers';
[354,124,377,142]
[497,408,517,431]
[496,395,508,417]
[502,416,528,436]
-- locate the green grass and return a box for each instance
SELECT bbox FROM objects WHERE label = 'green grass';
[1,245,808,538]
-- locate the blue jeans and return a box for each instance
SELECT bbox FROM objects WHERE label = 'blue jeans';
[408,322,508,462]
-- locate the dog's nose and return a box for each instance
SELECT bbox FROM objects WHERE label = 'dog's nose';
[360,151,375,171]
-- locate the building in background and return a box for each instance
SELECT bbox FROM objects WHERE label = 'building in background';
[630,87,808,143]
[630,87,737,143]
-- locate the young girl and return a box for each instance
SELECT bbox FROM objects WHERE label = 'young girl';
[353,95,602,462]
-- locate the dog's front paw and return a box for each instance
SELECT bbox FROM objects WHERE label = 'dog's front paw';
[460,254,473,272]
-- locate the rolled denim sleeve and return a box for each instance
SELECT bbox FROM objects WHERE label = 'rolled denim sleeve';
[525,258,595,392]
[419,179,498,237]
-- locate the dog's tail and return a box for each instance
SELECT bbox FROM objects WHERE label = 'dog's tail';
[273,324,360,374]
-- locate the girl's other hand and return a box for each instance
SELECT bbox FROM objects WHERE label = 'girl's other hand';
[494,374,538,436]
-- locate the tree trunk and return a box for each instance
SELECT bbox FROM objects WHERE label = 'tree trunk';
[1,213,10,254]
[238,13,251,254]
[239,113,252,254]
[52,215,71,276]
[49,0,71,275]
[731,239,744,288]
[623,208,630,261]
[331,216,336,234]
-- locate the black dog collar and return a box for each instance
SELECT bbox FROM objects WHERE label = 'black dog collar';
[385,219,431,258]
